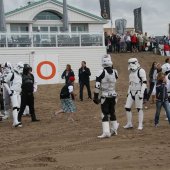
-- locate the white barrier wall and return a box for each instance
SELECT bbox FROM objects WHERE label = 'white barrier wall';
[0,47,106,85]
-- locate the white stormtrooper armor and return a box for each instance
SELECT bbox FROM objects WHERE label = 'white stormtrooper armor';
[3,62,24,127]
[1,62,13,120]
[94,54,119,138]
[0,71,4,118]
[124,58,147,130]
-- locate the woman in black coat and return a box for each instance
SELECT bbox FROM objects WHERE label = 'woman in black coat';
[61,64,75,84]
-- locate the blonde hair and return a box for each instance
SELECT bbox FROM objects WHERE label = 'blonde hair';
[157,72,165,81]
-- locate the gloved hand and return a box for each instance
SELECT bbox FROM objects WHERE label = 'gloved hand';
[9,90,14,96]
[93,98,100,105]
[93,93,100,105]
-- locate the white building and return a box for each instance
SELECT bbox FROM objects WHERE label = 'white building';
[5,0,107,34]
[0,0,107,85]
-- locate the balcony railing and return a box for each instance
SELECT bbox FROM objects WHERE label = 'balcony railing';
[0,32,104,48]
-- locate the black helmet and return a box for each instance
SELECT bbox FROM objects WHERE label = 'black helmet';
[23,64,31,74]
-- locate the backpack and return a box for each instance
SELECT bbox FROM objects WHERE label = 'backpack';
[60,84,71,99]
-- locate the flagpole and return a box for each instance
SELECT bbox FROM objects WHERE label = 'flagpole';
[0,0,6,32]
[109,0,113,34]
[63,0,69,32]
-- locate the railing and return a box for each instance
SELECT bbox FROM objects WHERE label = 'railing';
[0,32,104,48]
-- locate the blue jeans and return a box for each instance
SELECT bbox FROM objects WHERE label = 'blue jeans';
[154,100,170,125]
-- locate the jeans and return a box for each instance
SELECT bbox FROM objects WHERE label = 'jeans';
[154,100,170,125]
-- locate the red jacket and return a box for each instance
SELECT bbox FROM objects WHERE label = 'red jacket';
[131,35,137,43]
[164,44,170,51]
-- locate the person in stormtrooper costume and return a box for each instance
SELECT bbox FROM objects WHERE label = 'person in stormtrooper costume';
[3,62,24,127]
[1,62,13,120]
[124,58,147,130]
[0,65,4,119]
[93,54,119,138]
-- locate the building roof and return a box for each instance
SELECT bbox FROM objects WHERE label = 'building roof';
[5,0,107,23]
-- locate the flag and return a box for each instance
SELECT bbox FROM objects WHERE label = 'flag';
[0,0,6,32]
[134,7,143,33]
[99,0,111,20]
[115,19,127,35]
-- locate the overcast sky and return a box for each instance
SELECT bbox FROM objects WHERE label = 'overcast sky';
[3,0,170,36]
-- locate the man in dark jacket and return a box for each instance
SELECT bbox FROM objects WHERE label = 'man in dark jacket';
[18,64,39,124]
[78,61,92,101]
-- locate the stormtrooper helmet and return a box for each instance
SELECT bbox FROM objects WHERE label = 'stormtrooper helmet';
[3,62,12,73]
[14,62,24,74]
[161,63,170,75]
[128,58,140,71]
[102,54,113,68]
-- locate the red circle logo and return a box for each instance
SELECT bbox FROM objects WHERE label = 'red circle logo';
[37,61,56,80]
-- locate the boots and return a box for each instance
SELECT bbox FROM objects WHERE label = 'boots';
[2,110,10,120]
[12,109,22,127]
[0,111,4,117]
[123,111,133,129]
[110,121,119,135]
[138,110,144,130]
[98,122,111,138]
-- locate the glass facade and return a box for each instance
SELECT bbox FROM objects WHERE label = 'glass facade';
[11,24,29,33]
[34,11,62,20]
[33,26,63,33]
[71,24,88,32]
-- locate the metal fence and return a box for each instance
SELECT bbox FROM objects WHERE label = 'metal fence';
[0,32,104,48]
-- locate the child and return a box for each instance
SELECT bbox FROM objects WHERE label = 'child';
[55,76,76,121]
[154,72,170,127]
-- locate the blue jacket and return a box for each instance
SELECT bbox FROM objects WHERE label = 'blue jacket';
[156,82,168,102]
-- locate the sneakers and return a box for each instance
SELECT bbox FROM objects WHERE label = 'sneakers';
[155,124,159,128]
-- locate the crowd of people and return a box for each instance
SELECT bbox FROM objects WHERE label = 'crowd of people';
[0,62,39,127]
[105,32,170,56]
[1,55,170,138]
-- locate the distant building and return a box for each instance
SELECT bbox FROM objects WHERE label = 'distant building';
[5,0,107,33]
[104,27,135,35]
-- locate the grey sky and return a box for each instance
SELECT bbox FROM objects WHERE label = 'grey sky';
[4,0,170,36]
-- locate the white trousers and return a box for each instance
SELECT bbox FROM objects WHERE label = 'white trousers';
[10,93,21,125]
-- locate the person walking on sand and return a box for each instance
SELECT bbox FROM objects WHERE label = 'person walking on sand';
[154,72,170,127]
[54,76,76,121]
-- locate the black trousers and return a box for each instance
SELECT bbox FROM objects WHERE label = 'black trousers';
[147,82,155,101]
[0,92,4,111]
[126,42,132,52]
[18,93,36,122]
[101,97,116,122]
[79,82,92,100]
